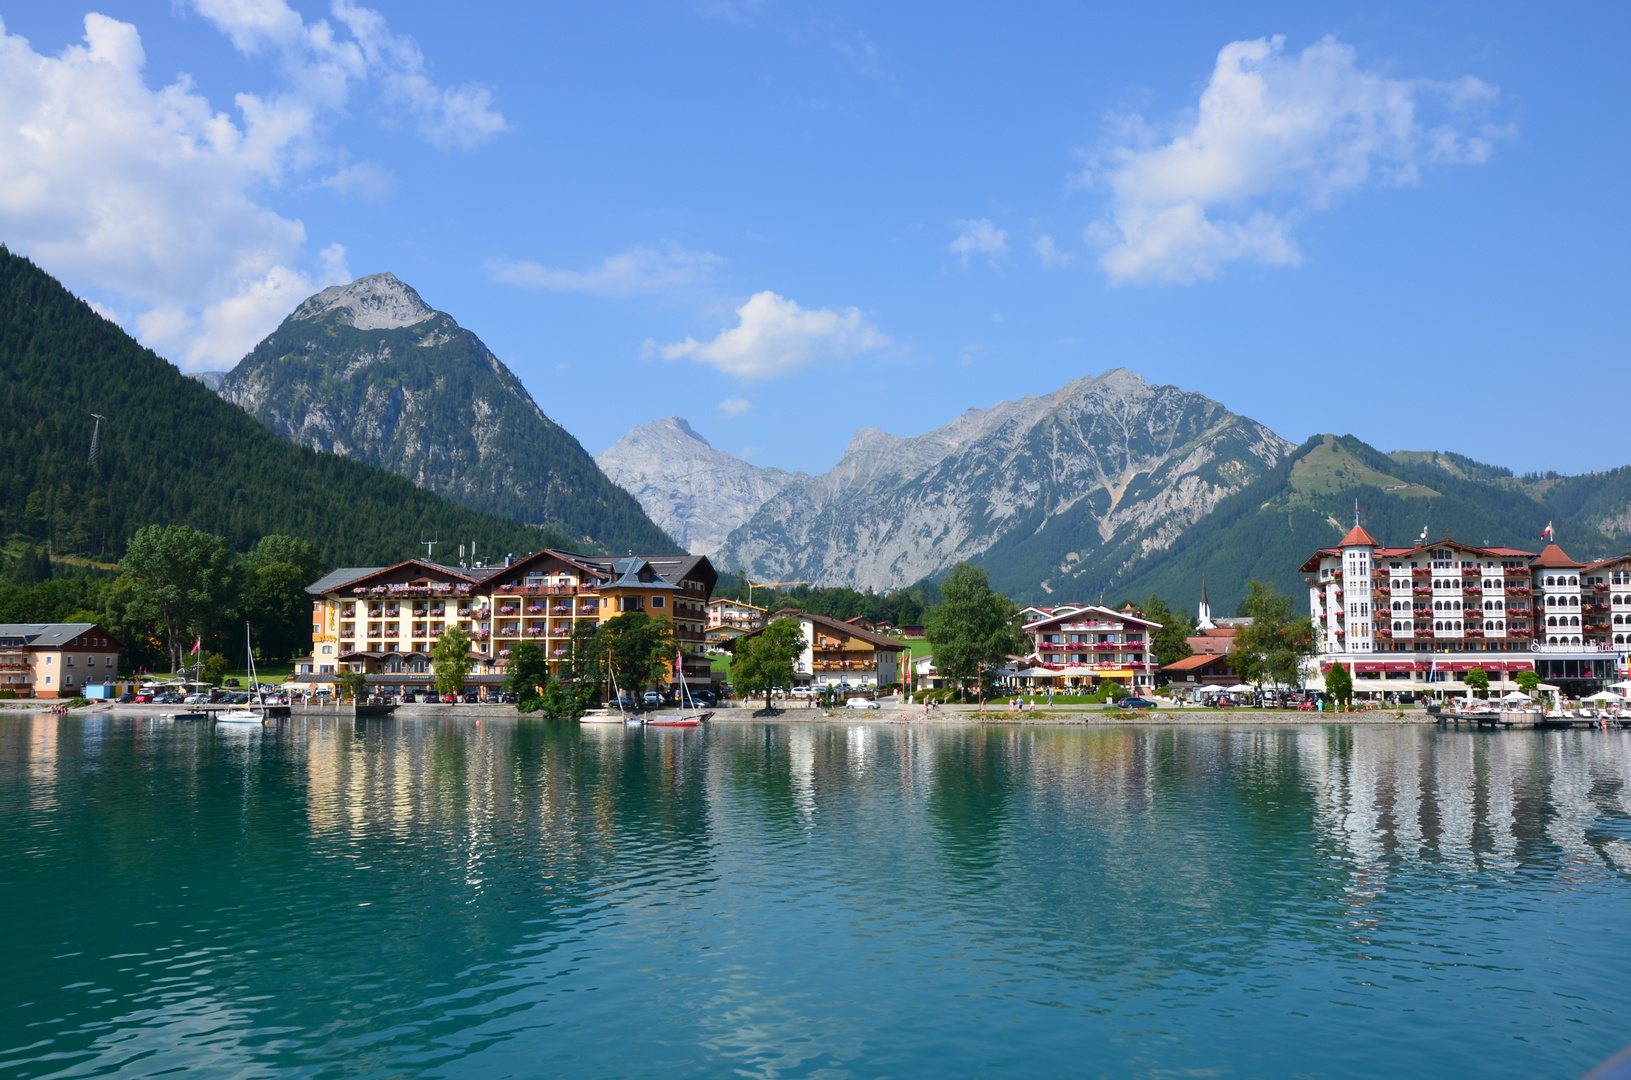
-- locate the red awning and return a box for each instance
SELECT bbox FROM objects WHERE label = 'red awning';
[1356,663,1386,673]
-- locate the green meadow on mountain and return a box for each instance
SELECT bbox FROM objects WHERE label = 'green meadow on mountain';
[1086,434,1631,612]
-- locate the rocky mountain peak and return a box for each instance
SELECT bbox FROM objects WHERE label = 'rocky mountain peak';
[291,272,436,330]
[597,419,802,556]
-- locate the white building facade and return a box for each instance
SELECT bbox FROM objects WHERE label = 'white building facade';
[1303,528,1627,697]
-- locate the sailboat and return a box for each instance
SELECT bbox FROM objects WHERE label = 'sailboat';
[580,661,634,724]
[647,646,711,728]
[217,623,268,725]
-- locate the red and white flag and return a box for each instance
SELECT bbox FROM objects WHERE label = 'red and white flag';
[190,636,201,656]
[1542,521,1554,541]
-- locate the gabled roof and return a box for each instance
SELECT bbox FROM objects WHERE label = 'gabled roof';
[1162,653,1231,672]
[473,550,719,593]
[1532,543,1584,569]
[0,622,114,648]
[314,560,479,595]
[603,556,677,591]
[306,567,384,595]
[1338,525,1378,547]
[740,610,906,652]
[1026,604,1161,631]
[1583,554,1631,571]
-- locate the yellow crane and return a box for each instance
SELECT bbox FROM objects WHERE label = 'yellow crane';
[747,579,810,606]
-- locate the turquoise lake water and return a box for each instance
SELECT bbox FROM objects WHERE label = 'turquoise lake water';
[3,715,1631,1079]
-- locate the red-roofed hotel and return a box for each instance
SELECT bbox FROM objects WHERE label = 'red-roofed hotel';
[1301,529,1630,696]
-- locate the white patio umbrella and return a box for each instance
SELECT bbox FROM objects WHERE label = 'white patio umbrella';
[1609,681,1631,690]
[1499,691,1532,702]
[1583,691,1621,702]
[1225,684,1255,693]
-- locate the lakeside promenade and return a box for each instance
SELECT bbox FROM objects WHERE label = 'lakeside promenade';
[2,699,1438,725]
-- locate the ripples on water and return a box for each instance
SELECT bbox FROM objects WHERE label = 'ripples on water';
[2,717,1630,1079]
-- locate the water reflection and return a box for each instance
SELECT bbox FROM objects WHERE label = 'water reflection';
[2,716,1630,1079]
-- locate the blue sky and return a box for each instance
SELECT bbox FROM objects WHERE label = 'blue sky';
[2,2,1627,477]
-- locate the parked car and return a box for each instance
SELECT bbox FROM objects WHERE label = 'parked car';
[115,692,137,703]
[789,686,815,699]
[1118,697,1157,710]
[688,690,717,707]
[642,690,666,708]
[461,692,481,703]
[612,694,642,712]
[493,692,516,704]
[183,693,208,704]
[224,678,240,688]
[845,697,881,710]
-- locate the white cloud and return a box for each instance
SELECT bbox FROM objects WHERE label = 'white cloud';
[317,159,396,200]
[0,6,499,369]
[192,0,506,150]
[1033,234,1075,268]
[718,397,750,416]
[949,218,1007,267]
[660,291,890,380]
[1090,35,1501,285]
[491,244,724,295]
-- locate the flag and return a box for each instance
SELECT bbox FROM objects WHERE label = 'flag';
[1542,521,1554,541]
[190,636,201,656]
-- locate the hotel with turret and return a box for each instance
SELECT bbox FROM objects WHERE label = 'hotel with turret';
[1302,525,1631,697]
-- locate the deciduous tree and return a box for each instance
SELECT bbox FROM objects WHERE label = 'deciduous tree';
[1324,662,1353,708]
[1140,594,1194,683]
[1464,666,1489,697]
[593,612,675,697]
[733,616,804,714]
[121,525,233,674]
[925,564,1023,702]
[506,639,550,705]
[432,626,474,698]
[1226,580,1316,690]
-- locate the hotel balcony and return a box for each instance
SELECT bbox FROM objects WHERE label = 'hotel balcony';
[493,583,584,596]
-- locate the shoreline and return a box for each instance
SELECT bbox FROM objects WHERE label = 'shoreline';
[1,700,1438,725]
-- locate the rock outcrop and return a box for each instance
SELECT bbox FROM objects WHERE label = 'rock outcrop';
[218,273,677,552]
[712,369,1294,595]
[596,418,802,555]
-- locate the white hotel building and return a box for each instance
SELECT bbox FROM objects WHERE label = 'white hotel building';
[1303,526,1629,696]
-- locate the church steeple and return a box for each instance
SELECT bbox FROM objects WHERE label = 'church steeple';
[1197,580,1214,631]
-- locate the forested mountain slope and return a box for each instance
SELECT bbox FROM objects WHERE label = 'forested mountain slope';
[220,274,675,552]
[0,249,571,567]
[1089,435,1624,614]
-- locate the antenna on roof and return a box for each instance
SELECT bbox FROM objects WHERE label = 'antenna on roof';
[88,413,105,467]
[1354,498,1361,527]
[421,538,438,560]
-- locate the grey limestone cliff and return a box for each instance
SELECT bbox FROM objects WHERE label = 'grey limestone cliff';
[218,273,676,552]
[596,417,802,555]
[715,368,1295,596]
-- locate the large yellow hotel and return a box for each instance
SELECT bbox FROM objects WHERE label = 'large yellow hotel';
[296,549,717,698]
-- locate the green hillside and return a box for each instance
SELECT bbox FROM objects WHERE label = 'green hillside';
[0,249,580,567]
[974,434,1623,614]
